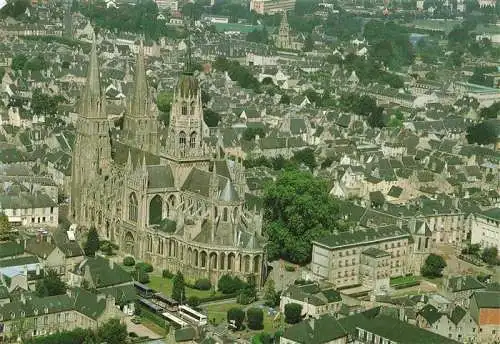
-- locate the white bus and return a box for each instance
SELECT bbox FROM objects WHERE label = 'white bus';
[178,305,208,326]
[161,312,188,328]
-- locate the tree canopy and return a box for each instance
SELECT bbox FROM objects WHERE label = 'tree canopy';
[0,213,10,237]
[97,318,127,344]
[35,269,67,297]
[284,303,302,324]
[264,169,342,264]
[466,122,498,145]
[421,254,447,278]
[227,307,245,330]
[84,227,100,257]
[172,271,185,302]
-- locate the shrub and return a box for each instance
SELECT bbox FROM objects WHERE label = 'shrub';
[237,292,253,305]
[136,262,153,273]
[194,278,212,290]
[135,270,150,284]
[123,256,135,266]
[284,303,302,324]
[284,264,296,272]
[218,274,245,294]
[162,269,174,279]
[227,307,245,330]
[246,307,264,330]
[187,296,200,308]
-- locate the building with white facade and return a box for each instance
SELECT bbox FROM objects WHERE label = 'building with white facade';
[470,208,500,250]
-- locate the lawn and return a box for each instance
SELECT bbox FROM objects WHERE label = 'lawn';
[147,275,219,299]
[204,302,281,339]
[140,317,168,337]
[205,302,240,325]
[390,275,419,286]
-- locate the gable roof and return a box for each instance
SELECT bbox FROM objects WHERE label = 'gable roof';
[283,314,348,344]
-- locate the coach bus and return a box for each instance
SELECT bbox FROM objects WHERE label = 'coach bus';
[134,282,155,298]
[152,293,179,312]
[137,297,163,313]
[161,312,188,328]
[178,305,208,326]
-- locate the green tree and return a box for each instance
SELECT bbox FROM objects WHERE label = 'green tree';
[187,296,200,307]
[227,307,245,330]
[203,109,221,127]
[481,247,498,265]
[123,256,135,266]
[84,227,100,257]
[243,127,266,141]
[421,254,447,278]
[264,169,341,264]
[280,94,291,105]
[24,55,47,72]
[97,318,127,344]
[303,34,314,52]
[0,213,10,237]
[172,271,185,302]
[35,269,67,297]
[479,102,500,119]
[238,274,257,305]
[263,279,280,307]
[0,0,30,18]
[157,91,173,113]
[292,148,317,170]
[466,122,498,145]
[218,274,244,294]
[284,303,302,324]
[11,54,27,70]
[246,307,264,330]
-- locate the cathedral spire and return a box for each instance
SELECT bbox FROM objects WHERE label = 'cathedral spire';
[131,40,148,117]
[81,31,104,118]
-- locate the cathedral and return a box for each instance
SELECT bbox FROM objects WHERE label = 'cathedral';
[70,36,266,286]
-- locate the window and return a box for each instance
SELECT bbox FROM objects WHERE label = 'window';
[128,192,138,222]
[190,132,196,148]
[182,102,188,116]
[50,207,54,214]
[179,131,186,147]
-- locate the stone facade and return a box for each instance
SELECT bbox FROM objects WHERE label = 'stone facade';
[310,225,430,290]
[70,36,266,287]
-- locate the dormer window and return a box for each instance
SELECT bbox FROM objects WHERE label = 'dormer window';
[44,307,48,314]
[34,309,39,316]
[11,312,15,319]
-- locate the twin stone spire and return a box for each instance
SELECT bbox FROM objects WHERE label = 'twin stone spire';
[81,33,154,120]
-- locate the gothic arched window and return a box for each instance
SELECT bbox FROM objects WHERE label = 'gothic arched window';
[190,132,196,148]
[182,102,188,116]
[179,131,186,148]
[129,192,138,222]
[190,101,195,115]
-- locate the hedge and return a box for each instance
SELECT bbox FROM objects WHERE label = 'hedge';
[393,281,420,289]
[199,292,238,304]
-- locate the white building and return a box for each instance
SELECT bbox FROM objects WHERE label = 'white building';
[0,189,58,228]
[470,208,500,250]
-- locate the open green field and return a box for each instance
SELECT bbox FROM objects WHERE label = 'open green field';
[204,302,281,339]
[390,275,419,285]
[147,275,220,299]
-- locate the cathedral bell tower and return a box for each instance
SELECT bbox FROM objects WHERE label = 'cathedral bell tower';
[70,33,112,222]
[122,40,159,154]
[276,10,291,50]
[163,37,210,186]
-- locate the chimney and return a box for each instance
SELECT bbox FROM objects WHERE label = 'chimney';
[310,318,315,331]
[36,264,40,275]
[20,293,26,305]
[46,234,51,244]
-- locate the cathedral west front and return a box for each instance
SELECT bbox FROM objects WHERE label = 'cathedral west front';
[70,35,266,286]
